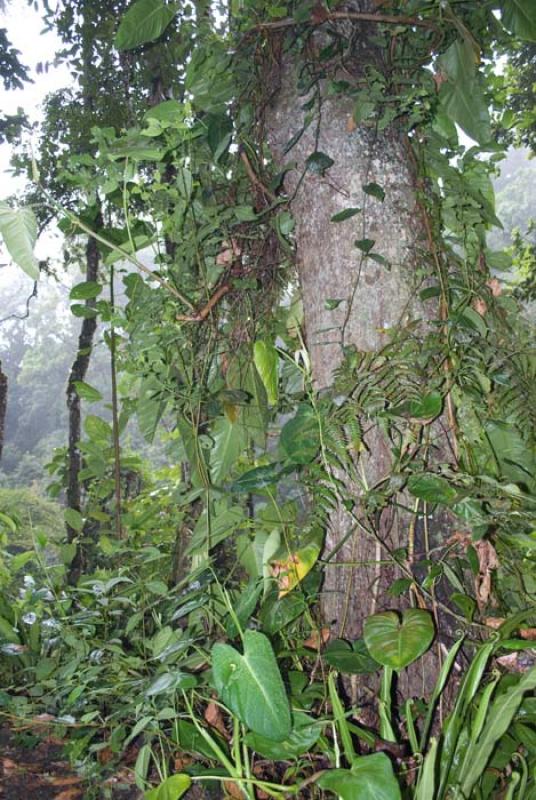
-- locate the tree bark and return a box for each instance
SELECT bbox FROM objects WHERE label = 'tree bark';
[66,231,100,581]
[265,14,445,700]
[0,360,7,463]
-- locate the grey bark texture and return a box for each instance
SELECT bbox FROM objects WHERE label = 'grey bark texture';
[264,15,444,700]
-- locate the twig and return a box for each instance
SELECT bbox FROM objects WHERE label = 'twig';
[176,284,231,322]
[239,149,277,203]
[0,281,38,324]
[253,10,435,32]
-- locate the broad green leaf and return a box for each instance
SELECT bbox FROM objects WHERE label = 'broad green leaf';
[363,182,385,201]
[212,630,291,741]
[116,0,176,51]
[318,753,401,800]
[437,40,490,144]
[137,378,167,444]
[186,503,244,556]
[144,99,185,124]
[210,416,247,484]
[253,341,279,406]
[415,737,438,800]
[0,203,39,279]
[324,638,380,674]
[460,668,536,797]
[145,671,196,697]
[0,616,20,644]
[279,404,320,465]
[70,281,102,300]
[364,609,435,670]
[207,113,233,160]
[144,774,192,800]
[73,381,103,402]
[64,508,84,532]
[501,0,536,41]
[306,151,334,175]
[70,304,97,319]
[84,415,112,442]
[245,712,321,759]
[230,462,287,493]
[407,473,457,505]
[407,391,443,421]
[355,238,375,254]
[331,207,361,223]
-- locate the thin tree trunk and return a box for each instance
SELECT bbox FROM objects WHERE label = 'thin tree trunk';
[265,12,446,701]
[0,360,7,462]
[109,265,123,539]
[66,230,100,581]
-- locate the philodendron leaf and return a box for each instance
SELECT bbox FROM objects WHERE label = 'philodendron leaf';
[318,753,402,800]
[144,774,192,800]
[0,203,39,279]
[212,630,291,740]
[116,0,176,51]
[501,0,536,42]
[279,404,320,465]
[324,638,380,674]
[407,473,457,505]
[364,609,435,670]
[253,341,279,405]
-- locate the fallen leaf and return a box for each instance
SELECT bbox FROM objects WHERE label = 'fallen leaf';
[487,278,502,297]
[174,755,193,771]
[475,539,499,610]
[223,780,243,799]
[55,790,82,800]
[46,776,83,786]
[97,747,114,765]
[303,627,330,650]
[205,700,228,738]
[472,297,488,317]
[346,115,357,133]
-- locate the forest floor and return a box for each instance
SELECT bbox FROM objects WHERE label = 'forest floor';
[0,726,142,800]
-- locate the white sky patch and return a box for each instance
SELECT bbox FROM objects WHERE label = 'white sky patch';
[0,0,73,314]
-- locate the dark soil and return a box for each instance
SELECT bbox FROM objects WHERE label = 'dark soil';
[0,726,142,800]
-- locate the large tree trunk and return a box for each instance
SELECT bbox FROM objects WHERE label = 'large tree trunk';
[265,11,445,701]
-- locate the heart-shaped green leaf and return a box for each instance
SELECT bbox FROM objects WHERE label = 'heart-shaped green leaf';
[253,340,279,406]
[324,638,380,674]
[116,0,176,51]
[212,630,291,740]
[364,609,435,670]
[318,753,401,800]
[0,203,39,279]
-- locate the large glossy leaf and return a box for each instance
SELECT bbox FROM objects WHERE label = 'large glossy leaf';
[210,416,247,484]
[245,712,321,759]
[459,668,536,797]
[407,473,457,505]
[438,40,490,144]
[279,404,320,465]
[144,774,191,800]
[253,341,279,406]
[0,203,39,279]
[501,0,536,41]
[364,610,435,670]
[212,630,291,741]
[324,638,380,674]
[115,0,176,51]
[318,753,401,800]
